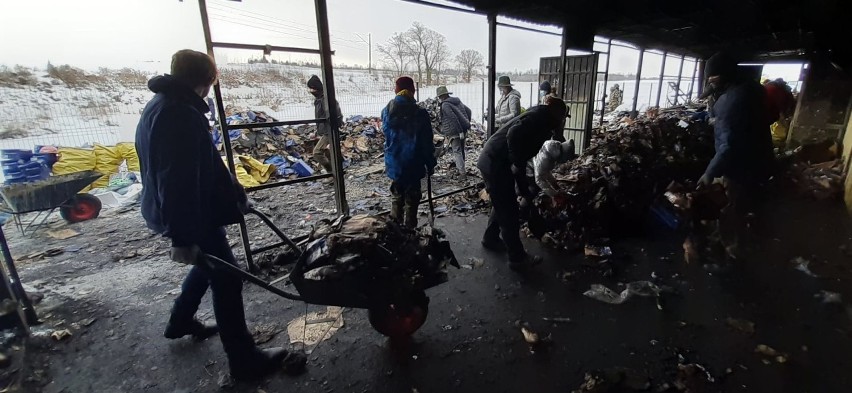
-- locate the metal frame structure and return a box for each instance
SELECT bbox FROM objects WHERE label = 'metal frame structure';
[197,0,347,272]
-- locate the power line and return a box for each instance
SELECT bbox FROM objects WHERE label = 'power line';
[208,9,365,47]
[208,16,366,51]
[208,0,365,42]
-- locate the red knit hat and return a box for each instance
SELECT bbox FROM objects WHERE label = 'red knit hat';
[394,76,416,93]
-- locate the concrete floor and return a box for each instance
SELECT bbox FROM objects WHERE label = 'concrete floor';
[13,193,852,393]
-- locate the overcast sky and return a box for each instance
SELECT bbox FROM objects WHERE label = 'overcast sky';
[0,0,800,80]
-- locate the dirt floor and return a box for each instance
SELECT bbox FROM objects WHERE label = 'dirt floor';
[4,164,852,392]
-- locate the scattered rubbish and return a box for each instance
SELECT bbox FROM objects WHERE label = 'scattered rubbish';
[815,290,843,304]
[79,317,97,327]
[583,281,662,305]
[755,344,788,363]
[44,248,64,257]
[791,256,818,277]
[584,245,612,258]
[725,317,755,335]
[542,317,571,323]
[672,363,715,391]
[46,228,80,240]
[217,371,235,388]
[252,323,282,344]
[50,329,72,341]
[286,306,344,351]
[521,326,539,345]
[570,368,650,392]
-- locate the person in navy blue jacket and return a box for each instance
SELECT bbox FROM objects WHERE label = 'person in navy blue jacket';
[381,76,436,228]
[135,50,305,381]
[698,52,774,259]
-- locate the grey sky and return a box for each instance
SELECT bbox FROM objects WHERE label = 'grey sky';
[1,0,799,80]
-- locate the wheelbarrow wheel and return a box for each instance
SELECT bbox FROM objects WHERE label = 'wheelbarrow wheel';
[368,291,429,338]
[60,194,102,223]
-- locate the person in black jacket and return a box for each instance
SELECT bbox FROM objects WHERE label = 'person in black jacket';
[477,96,568,270]
[136,50,306,381]
[307,75,342,174]
[697,52,774,259]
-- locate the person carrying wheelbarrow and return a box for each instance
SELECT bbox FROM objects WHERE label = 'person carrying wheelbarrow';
[135,49,306,381]
[381,76,436,228]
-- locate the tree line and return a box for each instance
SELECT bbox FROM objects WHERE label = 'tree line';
[376,22,484,84]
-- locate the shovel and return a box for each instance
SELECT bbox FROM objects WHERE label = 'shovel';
[426,168,436,226]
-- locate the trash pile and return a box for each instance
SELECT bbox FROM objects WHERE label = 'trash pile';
[217,108,385,183]
[535,111,716,245]
[781,140,847,200]
[290,215,459,306]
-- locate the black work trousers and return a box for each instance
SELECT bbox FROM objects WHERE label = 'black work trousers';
[481,167,526,262]
[170,227,256,359]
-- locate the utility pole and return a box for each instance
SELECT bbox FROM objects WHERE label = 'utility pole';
[355,32,372,74]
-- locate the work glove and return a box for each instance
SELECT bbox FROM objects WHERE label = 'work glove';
[459,132,466,141]
[170,245,203,265]
[696,174,712,189]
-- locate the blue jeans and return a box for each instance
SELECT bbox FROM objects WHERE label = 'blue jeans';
[170,227,255,357]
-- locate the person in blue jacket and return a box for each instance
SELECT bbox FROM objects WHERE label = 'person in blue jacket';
[135,50,305,381]
[697,51,775,259]
[382,76,436,228]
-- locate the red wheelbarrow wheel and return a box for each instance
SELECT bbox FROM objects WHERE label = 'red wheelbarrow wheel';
[368,291,429,338]
[60,194,102,223]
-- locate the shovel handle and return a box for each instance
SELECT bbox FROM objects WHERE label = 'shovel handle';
[426,168,435,225]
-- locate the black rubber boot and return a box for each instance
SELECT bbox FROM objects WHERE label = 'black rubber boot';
[164,318,219,341]
[230,347,308,381]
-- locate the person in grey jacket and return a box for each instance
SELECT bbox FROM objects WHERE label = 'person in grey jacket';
[307,75,342,174]
[436,86,472,179]
[493,75,522,130]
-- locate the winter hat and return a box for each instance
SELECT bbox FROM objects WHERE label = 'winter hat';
[545,96,568,118]
[436,86,451,97]
[539,80,551,92]
[559,139,576,162]
[307,75,323,91]
[394,76,416,93]
[497,75,513,87]
[704,52,738,80]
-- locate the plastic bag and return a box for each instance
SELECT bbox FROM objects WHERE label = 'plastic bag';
[583,281,661,305]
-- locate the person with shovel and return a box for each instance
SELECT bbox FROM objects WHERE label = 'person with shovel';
[477,96,569,271]
[382,76,436,228]
[136,50,306,381]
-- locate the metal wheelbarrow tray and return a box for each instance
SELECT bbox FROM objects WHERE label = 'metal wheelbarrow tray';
[207,209,458,338]
[0,170,103,235]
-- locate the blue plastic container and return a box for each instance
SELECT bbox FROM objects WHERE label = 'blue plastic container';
[292,160,314,177]
[0,149,33,162]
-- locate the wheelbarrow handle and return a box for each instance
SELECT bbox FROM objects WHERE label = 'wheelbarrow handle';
[203,254,303,301]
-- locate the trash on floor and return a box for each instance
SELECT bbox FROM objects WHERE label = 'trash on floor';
[570,367,651,392]
[725,317,755,335]
[755,344,788,364]
[815,290,843,304]
[46,229,80,240]
[791,256,818,277]
[286,306,344,351]
[583,281,662,305]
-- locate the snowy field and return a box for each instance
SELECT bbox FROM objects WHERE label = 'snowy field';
[0,63,701,151]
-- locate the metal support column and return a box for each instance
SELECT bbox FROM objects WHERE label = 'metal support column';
[486,12,497,137]
[315,0,348,216]
[631,49,644,114]
[673,54,685,105]
[655,51,667,107]
[697,59,706,97]
[686,59,698,101]
[599,39,612,125]
[559,26,569,98]
[198,0,256,272]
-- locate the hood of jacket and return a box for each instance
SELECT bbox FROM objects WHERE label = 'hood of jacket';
[503,89,521,100]
[148,75,209,113]
[441,96,462,106]
[385,94,419,129]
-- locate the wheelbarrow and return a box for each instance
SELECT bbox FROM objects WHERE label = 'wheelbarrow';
[0,170,103,236]
[205,207,456,338]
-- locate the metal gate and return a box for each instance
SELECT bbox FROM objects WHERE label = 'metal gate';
[539,54,599,153]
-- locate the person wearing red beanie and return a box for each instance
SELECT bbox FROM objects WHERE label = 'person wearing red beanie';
[394,76,416,95]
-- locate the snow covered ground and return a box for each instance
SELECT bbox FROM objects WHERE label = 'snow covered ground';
[0,63,697,152]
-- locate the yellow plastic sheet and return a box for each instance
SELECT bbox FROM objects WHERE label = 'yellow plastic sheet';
[93,144,122,188]
[771,121,789,148]
[116,143,140,172]
[52,148,96,176]
[224,155,276,187]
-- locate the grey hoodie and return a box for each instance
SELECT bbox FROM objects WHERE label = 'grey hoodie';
[439,97,472,137]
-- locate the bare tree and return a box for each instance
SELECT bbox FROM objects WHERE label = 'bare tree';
[456,49,484,83]
[405,22,450,86]
[376,32,410,76]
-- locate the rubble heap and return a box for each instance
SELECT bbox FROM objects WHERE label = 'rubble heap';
[788,159,845,200]
[291,215,459,304]
[537,112,716,244]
